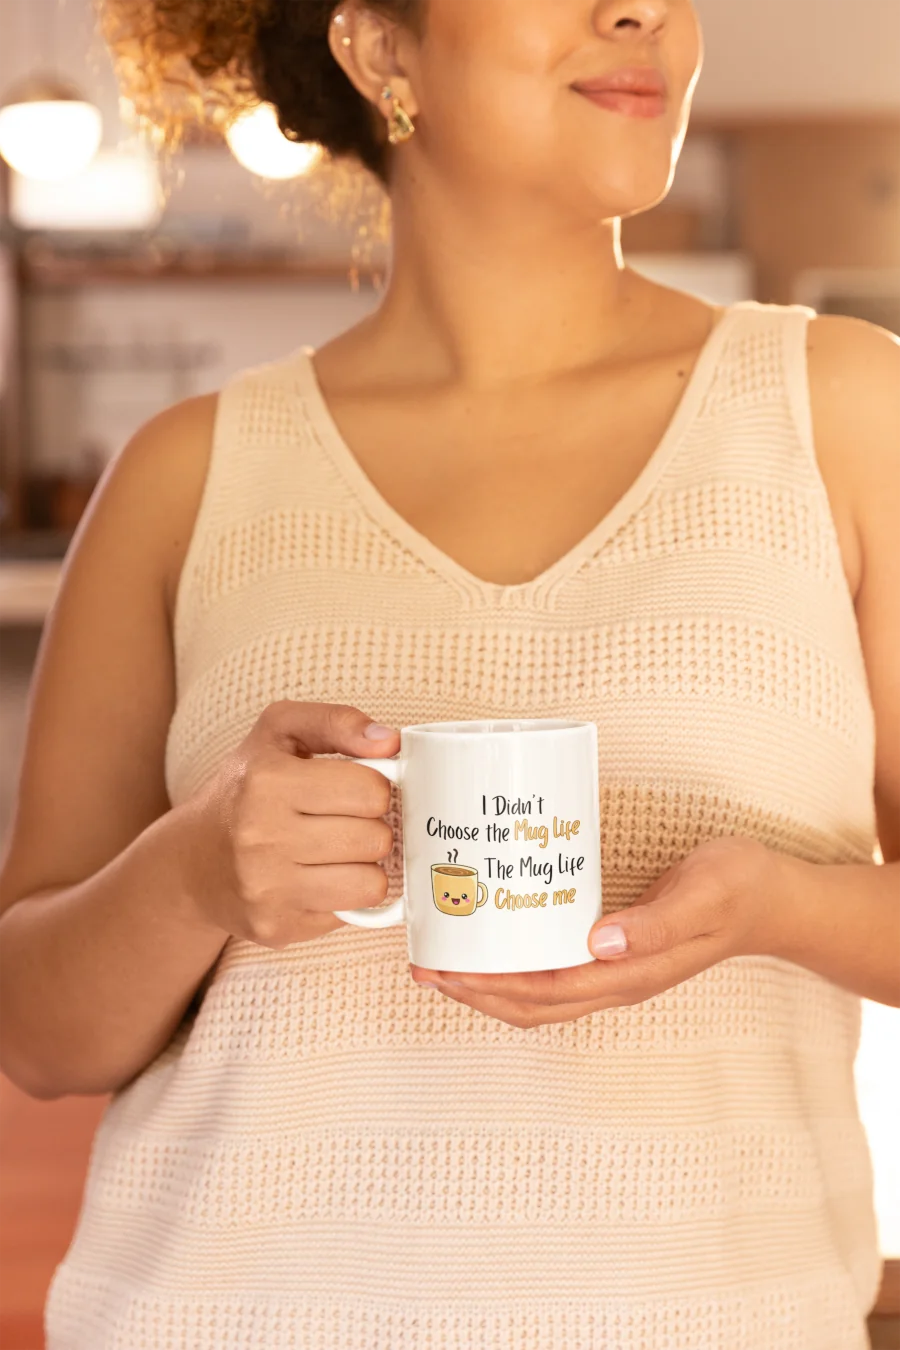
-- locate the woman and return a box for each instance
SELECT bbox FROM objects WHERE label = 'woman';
[1,0,897,1346]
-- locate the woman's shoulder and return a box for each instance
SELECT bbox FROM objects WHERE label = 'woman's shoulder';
[804,307,900,388]
[804,312,900,600]
[116,347,310,624]
[101,392,220,627]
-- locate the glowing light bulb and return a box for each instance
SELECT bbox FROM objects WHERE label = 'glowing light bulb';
[225,104,322,180]
[0,99,102,181]
[11,148,161,231]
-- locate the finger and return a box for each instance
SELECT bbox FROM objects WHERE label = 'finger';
[418,961,602,1006]
[294,860,390,912]
[257,700,400,760]
[292,814,394,865]
[415,979,620,1029]
[241,906,346,950]
[419,934,718,1006]
[290,910,345,939]
[287,758,394,818]
[587,881,721,964]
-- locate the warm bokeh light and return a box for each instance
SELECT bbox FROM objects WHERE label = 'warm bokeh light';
[225,103,322,181]
[0,99,102,180]
[10,148,161,231]
[856,1000,900,1257]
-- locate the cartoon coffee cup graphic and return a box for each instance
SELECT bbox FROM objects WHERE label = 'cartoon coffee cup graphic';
[431,863,488,916]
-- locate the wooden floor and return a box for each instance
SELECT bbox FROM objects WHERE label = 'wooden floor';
[0,1078,107,1350]
[0,629,106,1349]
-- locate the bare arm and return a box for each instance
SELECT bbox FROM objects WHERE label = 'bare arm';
[620,315,900,1005]
[768,314,900,1003]
[0,396,229,1098]
[0,397,400,1098]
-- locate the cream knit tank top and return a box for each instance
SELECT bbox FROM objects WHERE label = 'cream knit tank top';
[47,301,880,1350]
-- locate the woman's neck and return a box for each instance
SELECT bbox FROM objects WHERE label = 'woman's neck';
[370,170,656,389]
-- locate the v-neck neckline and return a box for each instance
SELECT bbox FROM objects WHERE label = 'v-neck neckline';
[296,301,747,605]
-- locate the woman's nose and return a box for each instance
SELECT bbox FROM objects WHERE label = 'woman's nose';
[592,0,669,40]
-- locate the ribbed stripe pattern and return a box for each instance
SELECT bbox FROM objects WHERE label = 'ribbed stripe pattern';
[46,302,880,1349]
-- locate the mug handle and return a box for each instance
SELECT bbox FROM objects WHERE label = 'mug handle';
[333,758,406,929]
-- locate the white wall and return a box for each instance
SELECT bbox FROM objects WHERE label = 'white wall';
[692,0,900,114]
[0,0,122,131]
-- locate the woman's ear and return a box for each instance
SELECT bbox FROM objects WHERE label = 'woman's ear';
[326,4,421,119]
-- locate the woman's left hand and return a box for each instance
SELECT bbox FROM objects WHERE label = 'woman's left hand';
[410,835,786,1028]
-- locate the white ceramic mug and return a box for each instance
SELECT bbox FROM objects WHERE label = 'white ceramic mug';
[334,719,602,973]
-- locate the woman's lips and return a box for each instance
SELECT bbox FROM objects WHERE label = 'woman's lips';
[575,88,667,119]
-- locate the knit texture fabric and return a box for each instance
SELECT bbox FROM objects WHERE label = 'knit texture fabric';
[46,301,881,1350]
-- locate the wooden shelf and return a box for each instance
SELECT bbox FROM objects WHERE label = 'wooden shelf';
[0,559,63,625]
[0,528,74,561]
[18,251,385,289]
[0,528,76,622]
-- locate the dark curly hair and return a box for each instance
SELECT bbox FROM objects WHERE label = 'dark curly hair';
[99,0,423,183]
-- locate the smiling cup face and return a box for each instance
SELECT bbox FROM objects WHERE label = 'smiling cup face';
[431,864,481,915]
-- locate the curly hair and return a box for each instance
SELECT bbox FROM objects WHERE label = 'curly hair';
[99,0,423,183]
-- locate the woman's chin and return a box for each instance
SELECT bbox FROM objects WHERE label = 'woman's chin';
[548,143,674,216]
[573,177,674,225]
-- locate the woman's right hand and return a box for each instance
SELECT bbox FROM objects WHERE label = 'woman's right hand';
[182,701,400,948]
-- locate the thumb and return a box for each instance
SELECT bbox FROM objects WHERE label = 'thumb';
[587,865,686,960]
[255,700,401,759]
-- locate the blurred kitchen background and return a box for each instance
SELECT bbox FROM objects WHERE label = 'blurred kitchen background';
[1,0,899,1345]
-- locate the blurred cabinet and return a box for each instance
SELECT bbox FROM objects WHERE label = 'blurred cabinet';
[730,118,900,303]
[1,241,25,535]
[1,258,381,544]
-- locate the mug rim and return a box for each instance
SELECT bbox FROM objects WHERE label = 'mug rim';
[401,718,594,738]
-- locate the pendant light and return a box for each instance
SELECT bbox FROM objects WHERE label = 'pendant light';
[225,103,322,180]
[0,74,103,182]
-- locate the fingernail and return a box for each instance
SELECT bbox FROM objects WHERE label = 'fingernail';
[364,723,396,740]
[417,981,439,990]
[590,924,628,958]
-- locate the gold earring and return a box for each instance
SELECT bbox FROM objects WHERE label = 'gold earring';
[332,11,351,45]
[381,85,415,145]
